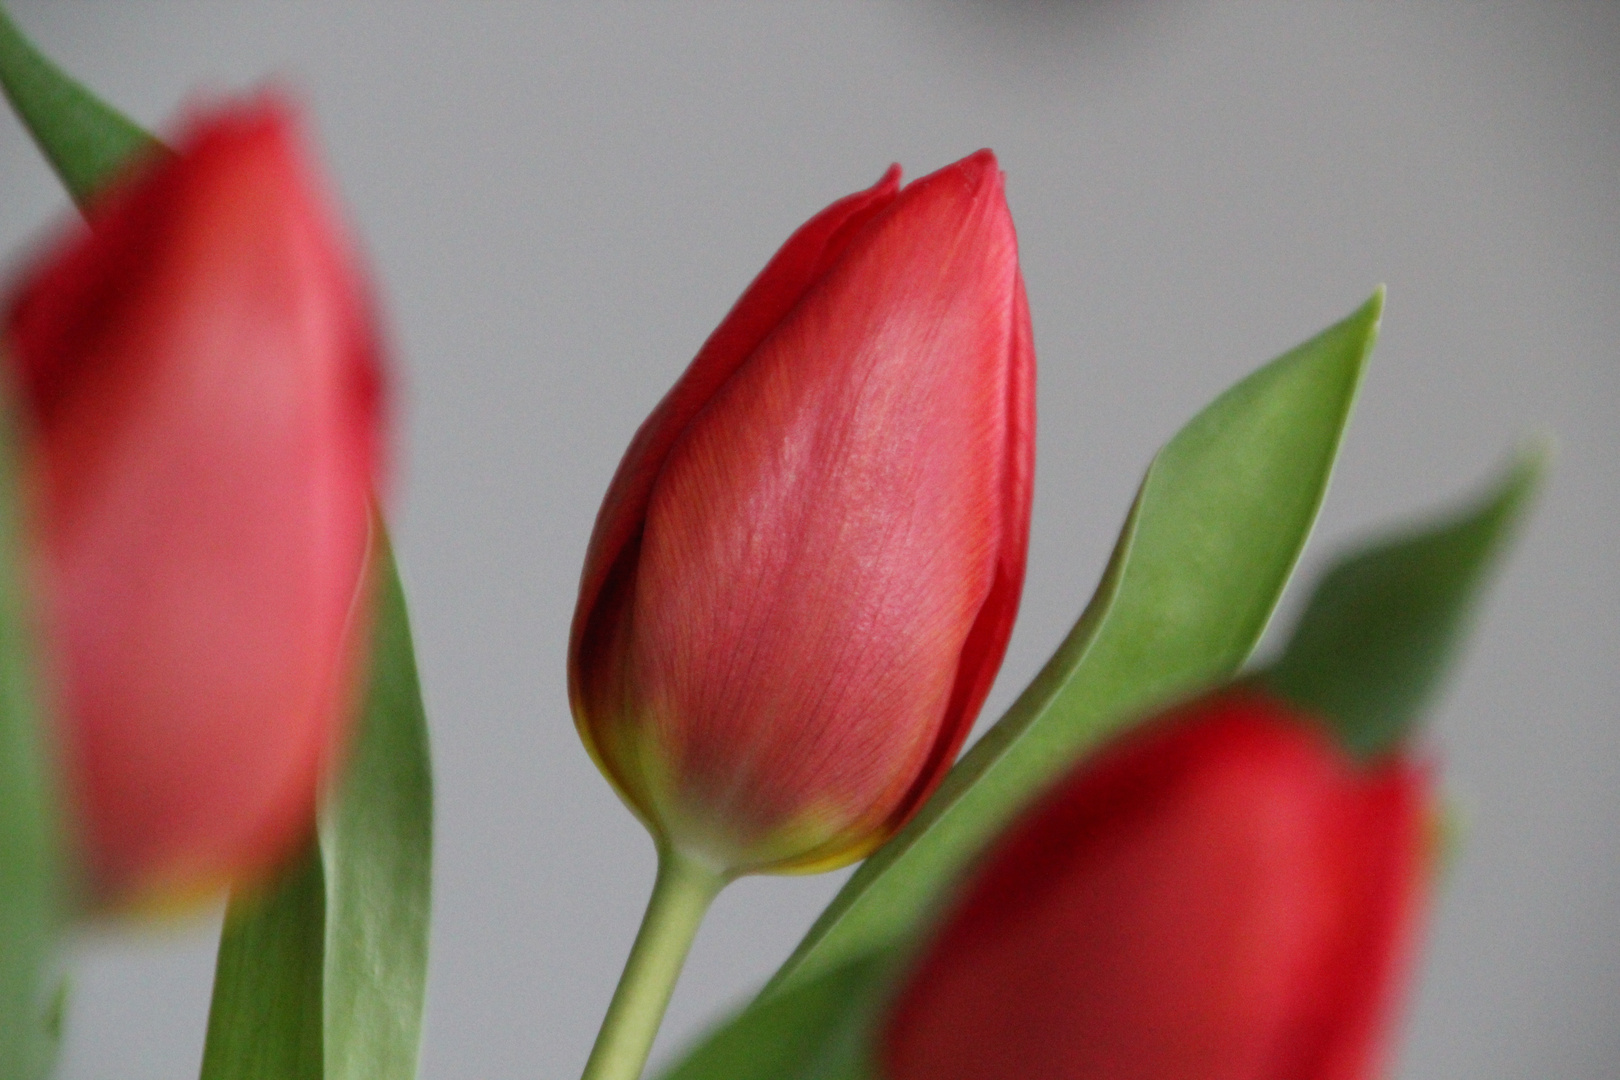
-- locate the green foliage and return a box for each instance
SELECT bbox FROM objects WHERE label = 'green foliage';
[0,13,434,1076]
[1264,446,1544,757]
[657,294,1382,1078]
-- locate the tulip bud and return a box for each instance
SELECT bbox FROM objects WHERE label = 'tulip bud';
[569,151,1034,876]
[883,690,1432,1080]
[3,95,386,905]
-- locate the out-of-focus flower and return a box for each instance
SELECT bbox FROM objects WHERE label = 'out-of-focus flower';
[569,150,1034,876]
[883,690,1433,1080]
[3,95,385,906]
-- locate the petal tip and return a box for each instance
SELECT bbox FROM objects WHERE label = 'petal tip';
[951,149,1003,191]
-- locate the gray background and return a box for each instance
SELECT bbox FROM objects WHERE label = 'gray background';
[1,2,1615,1077]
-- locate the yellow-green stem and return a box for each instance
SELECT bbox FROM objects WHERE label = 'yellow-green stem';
[580,847,725,1080]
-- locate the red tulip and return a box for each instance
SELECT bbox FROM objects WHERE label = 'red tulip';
[3,95,385,905]
[883,690,1433,1080]
[569,151,1033,876]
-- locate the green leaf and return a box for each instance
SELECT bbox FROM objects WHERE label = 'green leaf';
[0,3,160,208]
[201,532,433,1080]
[766,291,1381,997]
[0,374,61,1080]
[200,850,326,1080]
[319,532,434,1080]
[1263,445,1544,757]
[0,18,435,1077]
[657,952,891,1080]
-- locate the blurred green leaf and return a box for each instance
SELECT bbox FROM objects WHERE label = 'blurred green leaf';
[0,372,60,1080]
[0,16,433,1075]
[656,294,1383,1080]
[1264,446,1544,757]
[0,4,159,207]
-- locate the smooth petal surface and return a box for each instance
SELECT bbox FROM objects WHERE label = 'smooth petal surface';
[4,95,385,902]
[883,692,1430,1080]
[571,167,900,649]
[571,151,1033,873]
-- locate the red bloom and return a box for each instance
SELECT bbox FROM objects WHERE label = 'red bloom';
[4,95,385,904]
[884,691,1432,1080]
[569,151,1034,875]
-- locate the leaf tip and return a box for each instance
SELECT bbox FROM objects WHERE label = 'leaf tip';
[1368,282,1387,313]
[1347,284,1385,365]
[1262,438,1545,760]
[1460,438,1548,556]
[1502,433,1552,502]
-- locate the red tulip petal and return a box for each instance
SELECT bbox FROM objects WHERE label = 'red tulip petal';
[1296,758,1431,1080]
[887,260,1035,840]
[6,95,382,901]
[609,152,1021,868]
[571,166,901,704]
[886,695,1431,1080]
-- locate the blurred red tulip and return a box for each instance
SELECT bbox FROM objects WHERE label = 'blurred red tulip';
[569,150,1033,875]
[884,690,1432,1080]
[3,95,385,905]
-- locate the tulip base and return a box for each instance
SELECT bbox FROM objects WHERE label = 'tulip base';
[580,846,726,1080]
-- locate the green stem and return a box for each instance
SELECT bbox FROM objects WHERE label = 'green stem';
[580,846,726,1080]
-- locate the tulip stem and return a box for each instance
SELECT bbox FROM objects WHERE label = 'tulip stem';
[580,846,726,1080]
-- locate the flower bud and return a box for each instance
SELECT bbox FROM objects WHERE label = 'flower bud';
[3,95,386,905]
[569,151,1034,875]
[883,691,1432,1080]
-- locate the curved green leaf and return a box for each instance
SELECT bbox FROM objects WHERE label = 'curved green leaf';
[0,16,433,1077]
[767,291,1382,996]
[1264,445,1545,757]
